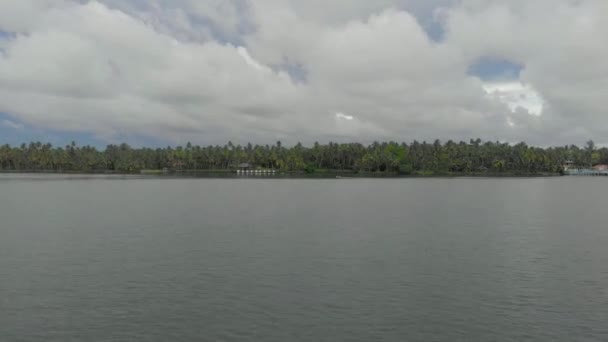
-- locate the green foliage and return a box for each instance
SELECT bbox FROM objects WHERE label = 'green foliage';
[304,164,317,174]
[398,162,413,175]
[0,139,606,174]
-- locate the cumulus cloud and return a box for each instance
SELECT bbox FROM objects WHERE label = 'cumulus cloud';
[0,0,606,145]
[483,82,544,116]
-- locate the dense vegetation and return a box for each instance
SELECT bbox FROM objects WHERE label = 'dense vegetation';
[1,140,606,175]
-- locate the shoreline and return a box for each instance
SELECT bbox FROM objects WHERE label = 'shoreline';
[0,170,563,178]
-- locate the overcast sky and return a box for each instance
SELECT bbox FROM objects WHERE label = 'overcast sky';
[0,0,606,146]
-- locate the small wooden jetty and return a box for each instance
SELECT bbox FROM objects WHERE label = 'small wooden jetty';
[563,162,608,176]
[236,163,277,176]
[564,169,608,176]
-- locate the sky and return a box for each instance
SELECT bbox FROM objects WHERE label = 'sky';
[0,0,606,147]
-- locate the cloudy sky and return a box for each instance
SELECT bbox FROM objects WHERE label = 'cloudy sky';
[0,0,606,147]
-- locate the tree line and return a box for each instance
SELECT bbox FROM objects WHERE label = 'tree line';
[0,139,606,175]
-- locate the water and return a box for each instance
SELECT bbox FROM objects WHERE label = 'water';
[1,174,608,341]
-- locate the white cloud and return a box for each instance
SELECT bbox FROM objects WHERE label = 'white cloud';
[335,112,354,121]
[0,0,606,145]
[236,46,266,72]
[483,82,544,116]
[0,119,23,130]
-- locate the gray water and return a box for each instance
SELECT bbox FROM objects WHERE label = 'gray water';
[1,174,608,341]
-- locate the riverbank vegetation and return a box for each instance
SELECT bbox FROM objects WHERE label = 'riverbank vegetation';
[1,140,606,175]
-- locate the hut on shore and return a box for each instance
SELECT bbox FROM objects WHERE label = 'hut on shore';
[238,163,252,170]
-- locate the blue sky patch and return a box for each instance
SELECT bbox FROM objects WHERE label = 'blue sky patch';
[0,112,184,148]
[422,20,445,42]
[467,57,523,81]
[274,59,308,84]
[0,30,15,38]
[0,113,118,148]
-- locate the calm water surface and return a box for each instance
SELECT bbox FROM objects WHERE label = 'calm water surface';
[1,174,608,341]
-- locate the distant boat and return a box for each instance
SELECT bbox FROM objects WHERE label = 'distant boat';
[336,176,353,179]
